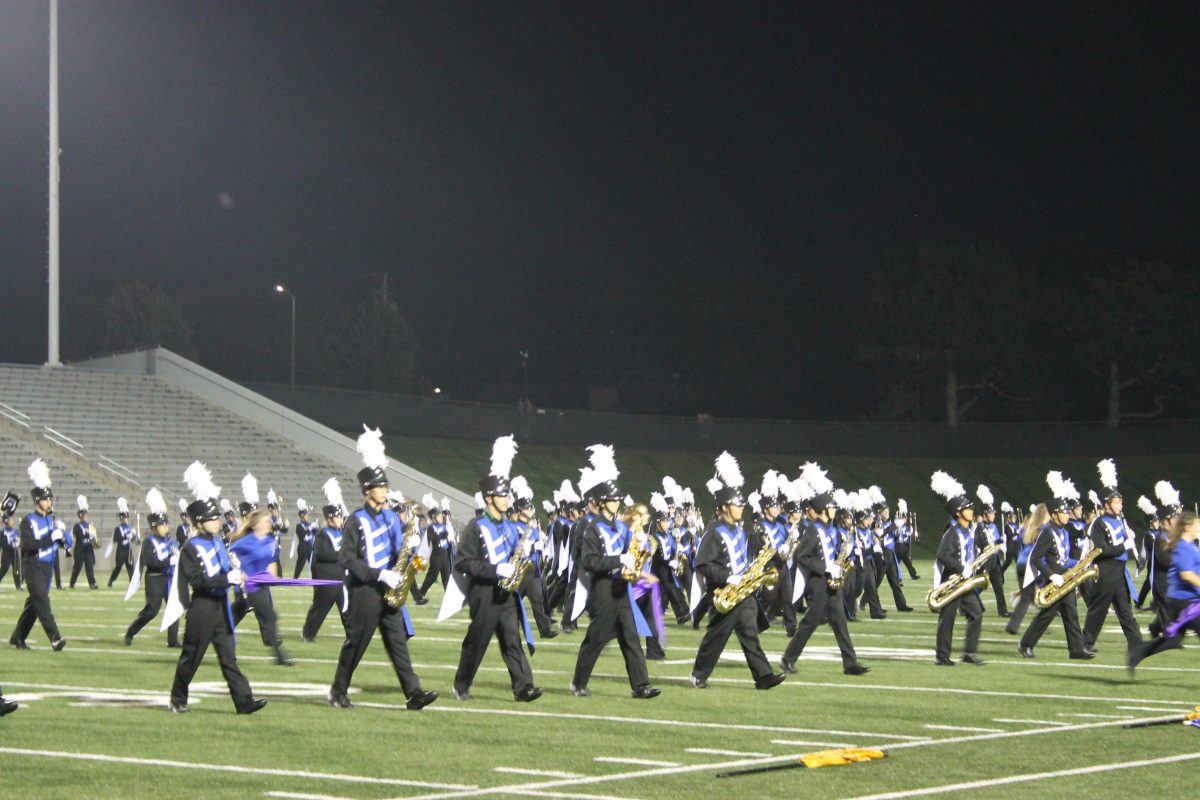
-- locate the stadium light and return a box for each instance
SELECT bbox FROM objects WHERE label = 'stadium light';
[275,285,296,388]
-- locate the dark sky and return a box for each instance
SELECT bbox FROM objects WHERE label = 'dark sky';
[2,1,1198,413]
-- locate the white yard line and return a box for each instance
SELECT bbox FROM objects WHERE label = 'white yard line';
[839,751,1200,800]
[494,767,582,779]
[923,724,1004,733]
[266,792,357,800]
[769,739,856,748]
[685,748,771,758]
[990,718,1071,727]
[1056,712,1135,719]
[593,757,679,767]
[1115,705,1198,714]
[522,792,644,800]
[0,747,474,790]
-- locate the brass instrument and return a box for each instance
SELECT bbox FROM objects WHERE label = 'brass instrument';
[498,520,535,593]
[926,542,1002,611]
[384,516,427,608]
[673,530,687,578]
[621,506,654,582]
[713,545,778,613]
[1034,547,1100,608]
[827,529,855,590]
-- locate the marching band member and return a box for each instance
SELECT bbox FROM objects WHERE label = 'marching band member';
[302,478,348,641]
[292,499,318,579]
[850,491,885,620]
[229,507,293,666]
[1017,472,1093,660]
[1005,504,1045,635]
[871,486,912,612]
[507,480,557,639]
[107,497,137,587]
[1080,460,1143,654]
[329,428,437,710]
[648,493,689,627]
[175,499,192,547]
[450,435,542,702]
[893,500,919,580]
[781,464,869,676]
[1128,511,1200,673]
[266,489,287,577]
[561,478,601,635]
[930,471,985,666]
[1148,482,1184,637]
[124,488,180,648]
[1134,496,1161,611]
[9,460,67,651]
[69,495,99,589]
[976,486,1009,617]
[416,496,454,600]
[0,501,20,590]
[570,446,660,699]
[169,462,265,714]
[690,452,785,691]
[757,471,798,635]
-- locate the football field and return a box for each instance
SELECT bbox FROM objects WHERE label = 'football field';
[1,576,1197,800]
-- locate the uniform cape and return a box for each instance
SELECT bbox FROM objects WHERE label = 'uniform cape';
[103,539,114,559]
[123,544,143,601]
[568,568,653,637]
[161,562,183,631]
[289,529,298,560]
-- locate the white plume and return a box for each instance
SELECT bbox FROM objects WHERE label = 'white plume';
[683,488,695,505]
[241,473,259,505]
[748,491,762,514]
[781,477,806,504]
[184,462,220,501]
[1029,503,1038,514]
[930,471,965,501]
[421,492,438,510]
[623,494,634,506]
[1154,480,1180,508]
[832,488,851,510]
[27,458,51,490]
[705,477,723,496]
[714,451,744,489]
[898,498,909,515]
[1097,458,1118,490]
[508,478,532,502]
[321,478,345,512]
[1061,477,1080,501]
[868,485,886,506]
[1088,489,1101,508]
[1000,501,1013,513]
[662,476,682,499]
[145,487,167,516]
[117,497,130,515]
[489,434,518,479]
[760,470,780,499]
[857,489,874,512]
[442,497,451,512]
[473,491,484,509]
[1137,495,1156,516]
[219,498,233,514]
[178,498,188,513]
[586,444,619,483]
[650,491,669,515]
[267,489,279,507]
[296,498,310,513]
[1046,470,1067,499]
[558,480,579,503]
[386,488,405,505]
[357,426,389,470]
[976,484,994,506]
[76,495,88,511]
[577,467,599,497]
[799,462,833,494]
[541,500,556,515]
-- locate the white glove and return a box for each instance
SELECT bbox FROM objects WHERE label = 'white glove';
[169,554,178,567]
[495,562,516,579]
[534,540,544,552]
[1124,537,1137,551]
[55,519,67,531]
[962,568,974,579]
[1049,573,1065,587]
[827,563,843,580]
[669,558,679,570]
[227,568,245,587]
[377,569,401,589]
[51,529,64,543]
[725,573,741,586]
[634,531,648,544]
[406,534,421,549]
[619,553,636,570]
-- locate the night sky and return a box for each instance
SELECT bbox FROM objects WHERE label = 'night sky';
[2,1,1198,416]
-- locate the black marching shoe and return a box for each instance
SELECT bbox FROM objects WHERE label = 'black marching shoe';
[167,641,181,649]
[514,686,544,703]
[1019,645,1035,659]
[541,628,559,640]
[689,673,709,689]
[780,658,798,675]
[998,610,1012,618]
[51,638,67,651]
[10,638,28,650]
[414,595,429,606]
[632,685,661,699]
[452,687,473,701]
[0,698,18,716]
[570,683,591,697]
[844,663,871,675]
[327,693,353,708]
[167,702,189,714]
[934,656,957,666]
[1069,649,1096,660]
[961,653,985,666]
[273,645,294,667]
[123,635,133,647]
[406,689,438,710]
[897,606,915,613]
[237,698,268,715]
[755,672,787,690]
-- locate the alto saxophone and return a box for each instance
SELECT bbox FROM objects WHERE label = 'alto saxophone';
[384,517,427,609]
[827,530,855,590]
[713,545,778,613]
[1034,547,1100,608]
[926,542,1002,611]
[499,521,535,593]
[673,533,687,578]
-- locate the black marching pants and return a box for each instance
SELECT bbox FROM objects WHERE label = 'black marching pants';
[1082,560,1143,651]
[11,561,61,644]
[691,595,773,682]
[1020,592,1086,654]
[935,590,982,659]
[453,582,534,695]
[784,580,858,669]
[331,584,422,697]
[126,573,180,645]
[573,577,650,690]
[170,594,254,709]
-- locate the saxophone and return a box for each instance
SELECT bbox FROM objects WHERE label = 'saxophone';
[498,521,535,592]
[620,509,654,582]
[1034,547,1100,608]
[384,516,427,609]
[926,542,1002,611]
[713,545,778,613]
[827,530,855,590]
[673,531,687,578]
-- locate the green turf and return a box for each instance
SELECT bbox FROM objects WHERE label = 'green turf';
[1,568,1197,800]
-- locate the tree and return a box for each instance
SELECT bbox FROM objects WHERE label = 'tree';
[863,242,1033,426]
[98,281,195,358]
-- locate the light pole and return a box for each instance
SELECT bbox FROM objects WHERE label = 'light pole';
[275,285,295,388]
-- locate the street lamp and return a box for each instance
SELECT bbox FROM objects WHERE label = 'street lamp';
[275,284,296,388]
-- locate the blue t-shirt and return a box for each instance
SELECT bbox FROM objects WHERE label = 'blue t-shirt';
[229,534,276,593]
[1167,539,1200,602]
